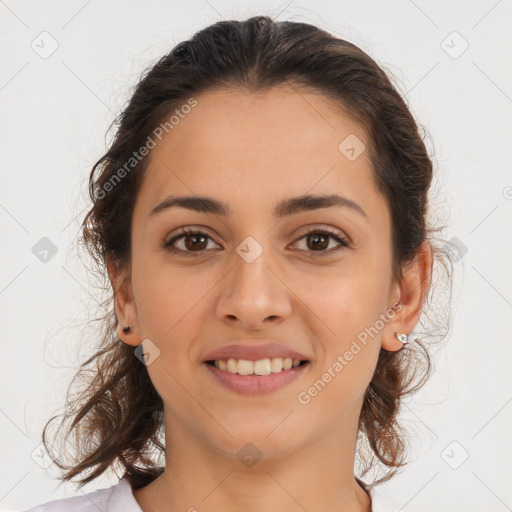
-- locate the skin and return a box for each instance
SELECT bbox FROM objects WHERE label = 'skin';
[108,84,432,512]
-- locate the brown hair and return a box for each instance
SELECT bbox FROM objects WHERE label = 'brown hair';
[42,15,453,490]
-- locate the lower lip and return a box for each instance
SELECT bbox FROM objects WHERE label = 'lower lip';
[203,362,310,395]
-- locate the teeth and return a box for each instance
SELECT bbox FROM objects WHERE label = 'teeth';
[254,359,271,375]
[212,357,303,375]
[270,357,283,372]
[237,359,254,375]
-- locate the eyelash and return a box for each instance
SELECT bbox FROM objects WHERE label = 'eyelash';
[163,227,351,257]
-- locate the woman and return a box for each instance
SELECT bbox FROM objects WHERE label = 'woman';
[26,15,452,512]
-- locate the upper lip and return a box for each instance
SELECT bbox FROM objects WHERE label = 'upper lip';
[202,342,310,362]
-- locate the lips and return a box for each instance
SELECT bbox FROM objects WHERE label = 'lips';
[202,342,310,362]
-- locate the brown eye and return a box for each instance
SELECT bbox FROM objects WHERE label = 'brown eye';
[182,232,208,251]
[293,229,350,255]
[163,226,350,258]
[306,232,330,251]
[164,228,219,256]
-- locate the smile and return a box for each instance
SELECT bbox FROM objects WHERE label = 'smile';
[203,359,310,395]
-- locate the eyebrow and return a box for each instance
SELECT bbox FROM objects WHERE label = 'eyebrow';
[149,193,368,220]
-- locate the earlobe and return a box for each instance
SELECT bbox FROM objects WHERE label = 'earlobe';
[106,254,142,347]
[382,332,410,352]
[117,322,142,347]
[114,291,142,346]
[382,240,432,352]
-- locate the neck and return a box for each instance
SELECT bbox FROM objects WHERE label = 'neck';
[133,414,372,512]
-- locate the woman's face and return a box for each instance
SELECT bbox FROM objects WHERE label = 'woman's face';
[115,85,407,461]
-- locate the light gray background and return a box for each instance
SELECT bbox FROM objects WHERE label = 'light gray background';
[1,1,511,511]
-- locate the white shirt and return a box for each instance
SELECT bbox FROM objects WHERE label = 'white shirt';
[23,476,399,511]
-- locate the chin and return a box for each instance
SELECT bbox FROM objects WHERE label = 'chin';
[207,420,304,461]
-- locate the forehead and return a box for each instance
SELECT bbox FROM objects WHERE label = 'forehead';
[134,85,387,224]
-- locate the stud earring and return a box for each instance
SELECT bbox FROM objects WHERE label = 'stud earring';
[396,333,408,345]
[123,326,131,333]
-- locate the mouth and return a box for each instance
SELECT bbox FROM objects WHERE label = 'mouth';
[204,358,309,375]
[202,358,311,395]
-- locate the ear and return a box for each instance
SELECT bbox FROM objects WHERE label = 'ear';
[382,240,433,351]
[106,253,142,347]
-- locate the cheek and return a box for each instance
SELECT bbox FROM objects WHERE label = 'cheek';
[133,268,214,415]
[132,244,211,337]
[299,259,388,391]
[302,264,388,343]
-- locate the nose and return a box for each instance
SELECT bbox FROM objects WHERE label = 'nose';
[215,239,292,330]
